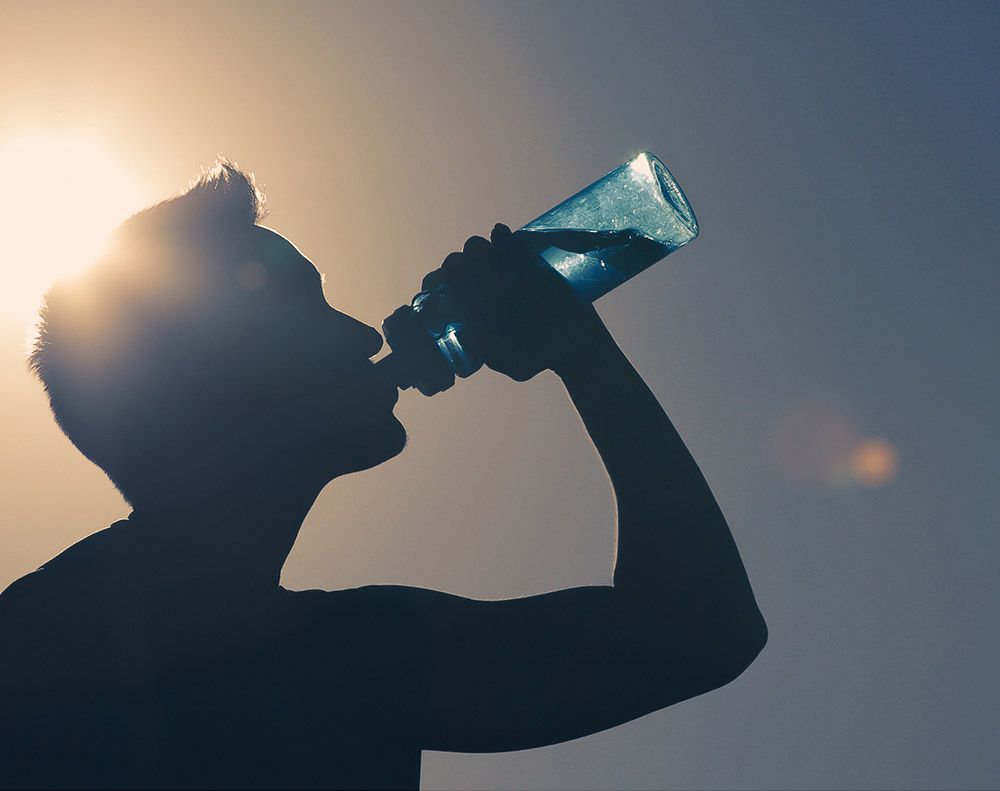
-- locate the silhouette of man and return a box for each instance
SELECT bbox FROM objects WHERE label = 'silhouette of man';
[0,163,766,790]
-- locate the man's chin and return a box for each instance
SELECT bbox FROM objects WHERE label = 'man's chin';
[380,415,408,459]
[341,415,407,474]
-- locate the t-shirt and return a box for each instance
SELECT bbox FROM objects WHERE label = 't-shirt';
[0,520,429,790]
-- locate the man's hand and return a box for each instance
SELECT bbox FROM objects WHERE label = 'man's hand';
[421,224,608,381]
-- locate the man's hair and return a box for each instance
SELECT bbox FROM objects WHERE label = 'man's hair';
[28,160,266,504]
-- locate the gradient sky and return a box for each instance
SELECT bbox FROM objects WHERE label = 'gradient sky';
[1,2,998,788]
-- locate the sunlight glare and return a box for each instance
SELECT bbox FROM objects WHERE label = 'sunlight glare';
[0,136,145,323]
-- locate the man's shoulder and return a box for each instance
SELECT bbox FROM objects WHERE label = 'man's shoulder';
[0,569,46,624]
[37,519,136,574]
[0,521,142,647]
[2,520,135,599]
[0,565,97,624]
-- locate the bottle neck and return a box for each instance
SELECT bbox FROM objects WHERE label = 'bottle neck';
[379,302,458,396]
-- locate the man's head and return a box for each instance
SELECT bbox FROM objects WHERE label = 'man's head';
[29,162,404,506]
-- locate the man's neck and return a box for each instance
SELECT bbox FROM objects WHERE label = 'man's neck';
[129,470,328,588]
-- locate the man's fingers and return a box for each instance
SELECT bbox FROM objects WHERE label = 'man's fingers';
[491,224,522,261]
[462,235,491,256]
[421,268,446,292]
[438,250,469,280]
[423,222,544,303]
[423,251,466,290]
[490,223,513,243]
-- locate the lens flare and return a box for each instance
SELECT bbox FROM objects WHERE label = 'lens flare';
[767,398,901,491]
[849,437,900,487]
[0,135,145,323]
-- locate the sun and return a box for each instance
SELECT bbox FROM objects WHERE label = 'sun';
[0,136,145,324]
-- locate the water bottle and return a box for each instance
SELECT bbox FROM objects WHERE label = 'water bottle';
[376,151,699,396]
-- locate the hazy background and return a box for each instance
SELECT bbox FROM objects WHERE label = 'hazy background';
[2,1,998,788]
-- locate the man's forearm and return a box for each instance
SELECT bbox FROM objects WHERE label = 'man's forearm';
[553,323,765,646]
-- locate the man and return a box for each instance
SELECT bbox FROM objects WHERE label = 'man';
[0,162,766,789]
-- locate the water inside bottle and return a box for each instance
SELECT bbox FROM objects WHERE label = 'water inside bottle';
[515,228,675,303]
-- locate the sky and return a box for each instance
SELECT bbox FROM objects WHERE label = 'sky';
[1,1,998,788]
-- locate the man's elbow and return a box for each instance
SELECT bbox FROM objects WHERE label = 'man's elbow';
[641,612,767,712]
[706,611,768,689]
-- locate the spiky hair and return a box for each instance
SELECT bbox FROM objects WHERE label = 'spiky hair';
[28,160,265,503]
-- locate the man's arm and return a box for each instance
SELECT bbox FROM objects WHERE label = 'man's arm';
[556,319,767,654]
[374,225,766,752]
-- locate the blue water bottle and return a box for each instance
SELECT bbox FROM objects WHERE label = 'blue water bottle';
[378,152,699,395]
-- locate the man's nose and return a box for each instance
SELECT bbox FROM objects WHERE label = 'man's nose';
[334,311,384,357]
[361,323,384,357]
